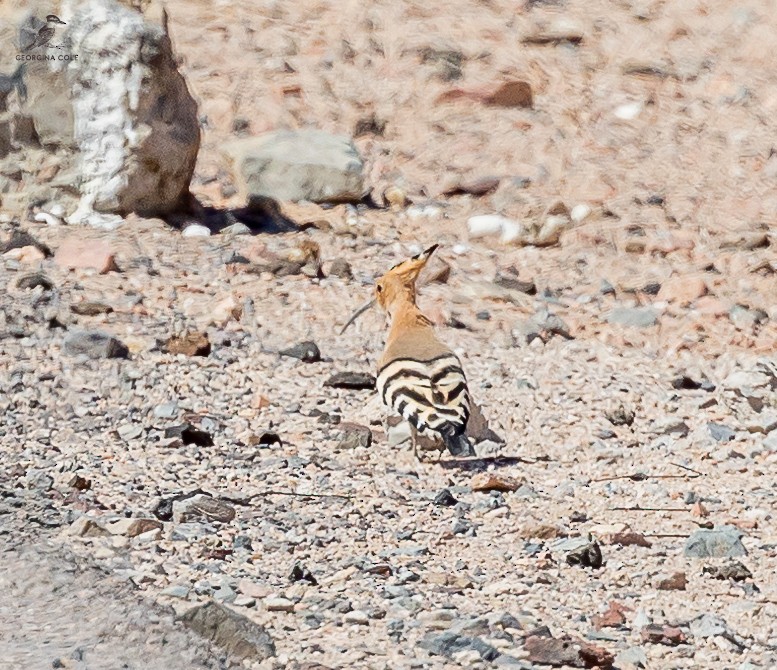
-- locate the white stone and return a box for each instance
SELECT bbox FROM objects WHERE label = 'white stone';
[614,101,644,120]
[182,224,211,238]
[467,214,512,238]
[570,203,592,223]
[34,212,63,226]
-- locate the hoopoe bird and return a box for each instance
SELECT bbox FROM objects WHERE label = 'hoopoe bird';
[342,245,475,459]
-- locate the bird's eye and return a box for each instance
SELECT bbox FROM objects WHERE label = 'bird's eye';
[376,284,383,293]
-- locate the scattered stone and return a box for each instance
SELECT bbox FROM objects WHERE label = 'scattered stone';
[472,473,521,493]
[443,176,502,197]
[708,422,736,442]
[418,631,499,661]
[181,223,211,237]
[656,572,687,591]
[604,405,635,427]
[280,341,321,363]
[329,258,353,279]
[160,585,190,599]
[179,601,275,661]
[615,647,648,669]
[522,22,585,45]
[652,418,690,437]
[324,371,376,390]
[68,516,109,538]
[493,272,537,295]
[336,423,373,450]
[657,276,707,305]
[68,474,91,491]
[162,331,211,357]
[745,414,777,434]
[566,541,603,569]
[62,330,129,359]
[523,633,613,668]
[702,561,752,582]
[70,301,114,316]
[434,489,459,507]
[483,80,534,108]
[689,614,731,640]
[640,624,687,646]
[606,307,659,328]
[265,597,295,613]
[223,129,365,204]
[437,81,533,108]
[289,563,318,585]
[684,526,747,558]
[117,424,143,441]
[1,230,52,256]
[172,494,236,524]
[671,375,715,391]
[164,423,214,447]
[608,531,652,548]
[107,517,163,538]
[54,239,117,274]
[15,272,53,291]
[592,601,630,630]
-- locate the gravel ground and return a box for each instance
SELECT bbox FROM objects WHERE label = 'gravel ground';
[2,0,777,668]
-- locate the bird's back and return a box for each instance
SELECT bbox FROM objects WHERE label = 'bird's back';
[377,325,472,453]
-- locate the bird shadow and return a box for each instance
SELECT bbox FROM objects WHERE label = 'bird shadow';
[437,455,530,472]
[167,194,300,234]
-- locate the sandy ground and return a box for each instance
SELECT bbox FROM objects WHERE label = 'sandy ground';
[2,0,777,668]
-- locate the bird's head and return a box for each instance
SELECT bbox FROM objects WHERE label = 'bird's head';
[45,14,66,24]
[374,244,437,312]
[340,244,438,334]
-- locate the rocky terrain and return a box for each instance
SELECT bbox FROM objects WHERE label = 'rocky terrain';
[1,0,777,668]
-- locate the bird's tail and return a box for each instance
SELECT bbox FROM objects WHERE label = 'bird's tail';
[439,424,475,457]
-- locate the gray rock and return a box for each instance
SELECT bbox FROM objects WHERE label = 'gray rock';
[213,584,237,603]
[63,330,129,359]
[324,371,376,390]
[763,432,777,452]
[615,646,648,668]
[730,304,769,327]
[12,0,199,221]
[178,601,275,661]
[16,272,54,291]
[607,307,659,328]
[418,631,499,661]
[117,424,143,441]
[153,402,179,419]
[223,129,365,204]
[336,423,373,450]
[160,585,190,599]
[172,494,236,524]
[280,341,321,363]
[329,258,353,279]
[684,526,747,558]
[708,422,736,442]
[690,613,730,639]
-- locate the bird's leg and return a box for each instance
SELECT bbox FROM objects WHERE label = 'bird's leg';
[410,425,425,462]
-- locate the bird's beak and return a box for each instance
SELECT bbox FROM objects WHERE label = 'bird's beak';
[340,298,375,334]
[421,243,439,260]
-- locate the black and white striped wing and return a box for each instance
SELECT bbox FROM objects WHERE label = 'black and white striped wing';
[377,353,470,437]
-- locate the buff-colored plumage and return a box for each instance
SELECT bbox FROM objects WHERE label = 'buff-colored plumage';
[371,245,474,459]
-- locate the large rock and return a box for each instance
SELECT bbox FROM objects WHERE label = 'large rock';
[178,601,275,662]
[0,0,199,224]
[223,129,365,204]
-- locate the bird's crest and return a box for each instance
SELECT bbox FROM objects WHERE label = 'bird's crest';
[340,244,438,334]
